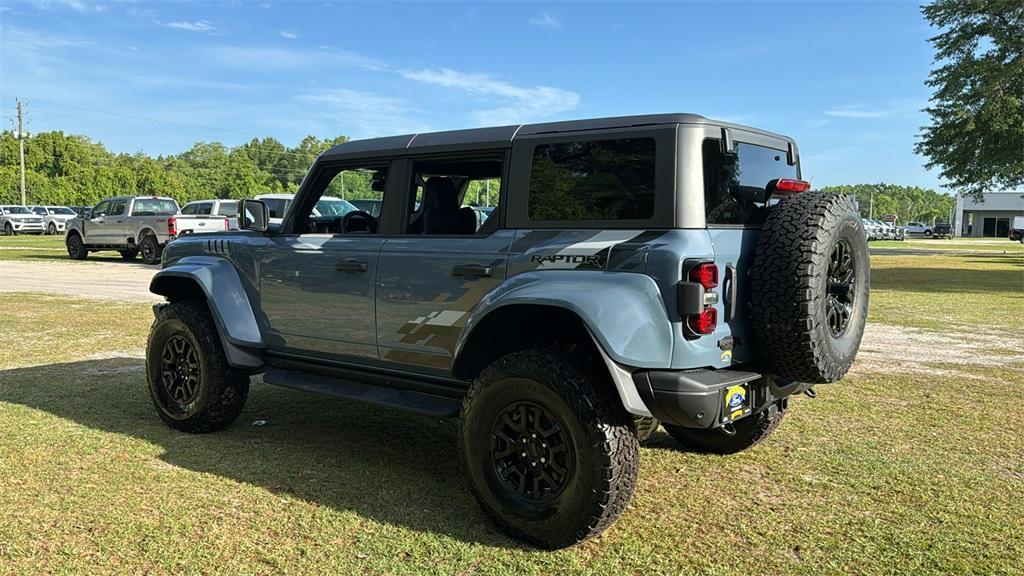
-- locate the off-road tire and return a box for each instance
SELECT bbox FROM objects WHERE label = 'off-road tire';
[140,235,162,265]
[66,232,88,260]
[663,410,784,455]
[460,349,639,549]
[119,249,139,260]
[634,416,660,442]
[4,223,15,236]
[750,193,869,383]
[146,301,249,433]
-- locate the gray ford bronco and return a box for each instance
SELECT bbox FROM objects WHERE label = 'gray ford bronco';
[146,114,869,549]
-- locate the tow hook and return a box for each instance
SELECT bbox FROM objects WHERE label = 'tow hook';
[720,423,737,437]
[804,387,817,399]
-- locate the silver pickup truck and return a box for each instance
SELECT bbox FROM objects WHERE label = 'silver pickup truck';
[64,196,228,265]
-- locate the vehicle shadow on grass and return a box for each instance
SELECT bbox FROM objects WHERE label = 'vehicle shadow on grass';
[0,357,524,549]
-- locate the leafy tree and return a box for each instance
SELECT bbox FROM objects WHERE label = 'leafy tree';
[917,0,1024,199]
[820,183,956,224]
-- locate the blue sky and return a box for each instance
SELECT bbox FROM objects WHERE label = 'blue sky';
[0,1,946,191]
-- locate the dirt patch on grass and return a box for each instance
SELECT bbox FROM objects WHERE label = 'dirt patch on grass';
[852,323,1024,379]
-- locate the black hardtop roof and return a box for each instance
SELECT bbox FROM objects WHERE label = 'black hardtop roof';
[321,113,794,160]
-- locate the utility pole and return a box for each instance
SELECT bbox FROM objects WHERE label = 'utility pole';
[15,99,27,206]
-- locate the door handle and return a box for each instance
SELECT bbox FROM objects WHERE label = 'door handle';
[724,264,738,322]
[452,264,494,278]
[335,259,368,273]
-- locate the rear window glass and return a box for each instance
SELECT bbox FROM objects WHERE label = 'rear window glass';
[132,199,178,216]
[703,140,797,226]
[263,199,291,219]
[528,138,656,221]
[218,202,238,217]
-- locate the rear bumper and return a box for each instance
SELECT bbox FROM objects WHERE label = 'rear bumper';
[633,368,808,429]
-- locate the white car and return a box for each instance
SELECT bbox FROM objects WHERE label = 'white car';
[181,199,240,230]
[861,218,883,241]
[0,205,45,235]
[28,205,79,235]
[253,193,359,226]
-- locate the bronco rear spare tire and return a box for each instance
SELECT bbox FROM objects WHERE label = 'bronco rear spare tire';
[750,193,869,383]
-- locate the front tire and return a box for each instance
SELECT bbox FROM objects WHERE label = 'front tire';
[663,409,784,455]
[139,235,162,265]
[460,349,638,549]
[4,223,15,236]
[119,249,139,260]
[47,223,57,235]
[146,301,249,433]
[66,233,88,260]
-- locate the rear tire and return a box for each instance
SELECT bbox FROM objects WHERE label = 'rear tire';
[750,193,869,383]
[460,349,638,549]
[140,235,162,265]
[66,233,88,260]
[146,301,249,433]
[663,409,784,455]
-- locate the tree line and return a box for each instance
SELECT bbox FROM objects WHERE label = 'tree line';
[0,130,358,207]
[819,183,956,225]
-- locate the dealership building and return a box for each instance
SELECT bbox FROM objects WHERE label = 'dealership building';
[953,192,1024,237]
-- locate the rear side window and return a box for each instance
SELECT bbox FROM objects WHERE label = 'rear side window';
[218,202,238,217]
[528,138,655,222]
[703,139,797,226]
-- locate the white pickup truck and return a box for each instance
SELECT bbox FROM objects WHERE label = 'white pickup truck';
[64,196,228,265]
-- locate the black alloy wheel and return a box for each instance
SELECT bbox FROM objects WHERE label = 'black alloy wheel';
[826,239,856,337]
[160,335,200,405]
[490,401,574,504]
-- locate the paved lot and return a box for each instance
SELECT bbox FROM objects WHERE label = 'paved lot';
[0,259,161,302]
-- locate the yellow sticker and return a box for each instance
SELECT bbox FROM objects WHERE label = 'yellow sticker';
[721,350,733,363]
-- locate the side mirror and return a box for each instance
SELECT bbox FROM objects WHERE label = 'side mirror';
[239,199,269,232]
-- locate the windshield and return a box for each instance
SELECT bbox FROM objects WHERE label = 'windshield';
[3,206,31,214]
[313,198,358,217]
[131,199,179,216]
[51,207,76,215]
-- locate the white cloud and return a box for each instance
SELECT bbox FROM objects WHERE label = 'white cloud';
[298,88,430,137]
[1,26,93,51]
[400,67,579,124]
[825,101,925,120]
[530,11,561,29]
[805,118,830,129]
[158,20,219,34]
[279,30,298,39]
[206,45,385,71]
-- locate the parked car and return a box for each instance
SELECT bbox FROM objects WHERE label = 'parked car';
[181,199,240,230]
[0,205,45,235]
[862,218,882,241]
[903,221,934,237]
[253,193,359,226]
[64,196,229,265]
[931,222,953,239]
[1008,216,1024,242]
[145,113,869,549]
[28,205,79,235]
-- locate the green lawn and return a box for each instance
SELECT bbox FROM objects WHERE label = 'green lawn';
[0,234,126,262]
[1,254,1023,575]
[872,237,1024,253]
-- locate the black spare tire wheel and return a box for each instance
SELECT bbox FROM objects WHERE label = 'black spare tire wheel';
[750,192,869,383]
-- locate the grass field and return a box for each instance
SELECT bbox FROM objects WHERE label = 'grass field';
[1,248,1023,574]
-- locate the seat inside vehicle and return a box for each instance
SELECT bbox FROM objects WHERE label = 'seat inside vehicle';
[422,177,478,235]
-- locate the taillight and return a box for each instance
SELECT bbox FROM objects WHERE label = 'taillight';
[688,262,718,289]
[168,217,177,237]
[687,307,717,335]
[680,261,719,337]
[223,218,229,231]
[771,178,811,194]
